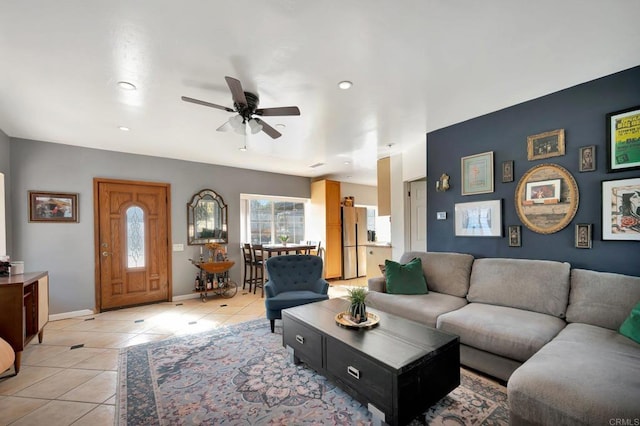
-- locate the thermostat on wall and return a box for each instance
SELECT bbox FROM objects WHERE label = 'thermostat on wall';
[437,212,447,220]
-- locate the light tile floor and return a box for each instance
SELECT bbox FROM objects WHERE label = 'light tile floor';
[0,278,366,425]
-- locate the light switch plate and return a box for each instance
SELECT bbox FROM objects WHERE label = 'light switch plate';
[173,244,184,252]
[437,211,447,220]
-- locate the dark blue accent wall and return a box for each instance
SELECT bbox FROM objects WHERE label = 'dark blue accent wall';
[427,66,640,277]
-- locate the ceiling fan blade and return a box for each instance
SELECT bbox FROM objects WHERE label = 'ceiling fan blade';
[181,96,234,112]
[254,118,282,139]
[216,121,233,132]
[255,106,301,116]
[225,76,247,106]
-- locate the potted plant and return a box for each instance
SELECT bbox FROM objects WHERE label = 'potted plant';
[278,235,289,246]
[347,287,368,323]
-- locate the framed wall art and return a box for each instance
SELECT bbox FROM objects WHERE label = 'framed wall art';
[606,105,640,172]
[527,129,565,161]
[575,224,592,249]
[579,145,596,172]
[525,179,561,204]
[461,151,494,195]
[29,191,79,223]
[454,199,502,237]
[502,160,514,183]
[508,225,521,247]
[601,177,640,240]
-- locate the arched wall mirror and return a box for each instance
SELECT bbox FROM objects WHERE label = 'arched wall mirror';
[187,189,228,245]
[515,163,579,234]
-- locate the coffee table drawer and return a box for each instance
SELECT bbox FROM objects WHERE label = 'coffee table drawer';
[282,316,322,367]
[326,338,392,411]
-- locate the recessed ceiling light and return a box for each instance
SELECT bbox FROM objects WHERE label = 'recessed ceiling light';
[118,126,130,131]
[117,81,136,91]
[338,81,353,90]
[275,123,286,129]
[344,161,351,165]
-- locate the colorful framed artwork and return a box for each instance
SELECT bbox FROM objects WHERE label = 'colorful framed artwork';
[461,151,494,195]
[602,177,640,240]
[606,105,640,172]
[454,199,502,237]
[579,145,596,172]
[502,160,514,183]
[525,179,561,203]
[527,129,565,161]
[508,225,521,247]
[575,223,592,249]
[29,191,79,223]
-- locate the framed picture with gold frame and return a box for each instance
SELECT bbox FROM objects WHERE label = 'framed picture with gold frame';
[527,129,565,161]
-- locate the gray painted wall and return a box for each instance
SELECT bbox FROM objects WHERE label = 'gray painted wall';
[9,138,310,314]
[0,129,10,255]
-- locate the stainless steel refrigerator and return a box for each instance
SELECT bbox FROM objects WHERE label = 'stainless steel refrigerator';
[342,206,367,279]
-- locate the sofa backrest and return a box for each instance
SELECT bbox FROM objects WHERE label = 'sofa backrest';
[566,269,640,330]
[399,251,474,297]
[467,258,571,318]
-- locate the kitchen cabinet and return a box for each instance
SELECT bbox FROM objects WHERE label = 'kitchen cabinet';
[310,179,342,279]
[366,245,392,278]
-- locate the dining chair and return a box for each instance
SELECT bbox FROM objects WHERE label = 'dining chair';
[251,244,265,297]
[241,243,254,291]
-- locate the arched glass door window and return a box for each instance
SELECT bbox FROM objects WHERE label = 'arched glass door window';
[126,205,145,268]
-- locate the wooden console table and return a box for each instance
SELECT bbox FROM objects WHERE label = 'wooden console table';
[0,271,49,374]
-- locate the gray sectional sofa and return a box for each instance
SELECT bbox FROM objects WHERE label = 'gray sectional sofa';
[366,251,640,426]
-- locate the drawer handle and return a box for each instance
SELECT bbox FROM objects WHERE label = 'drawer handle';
[295,335,304,344]
[347,365,360,380]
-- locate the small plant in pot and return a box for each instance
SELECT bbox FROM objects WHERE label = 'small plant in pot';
[278,235,289,246]
[347,287,368,323]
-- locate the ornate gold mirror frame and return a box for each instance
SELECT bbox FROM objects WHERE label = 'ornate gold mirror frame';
[515,163,579,234]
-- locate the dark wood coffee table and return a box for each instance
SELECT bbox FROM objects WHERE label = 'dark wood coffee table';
[282,298,460,426]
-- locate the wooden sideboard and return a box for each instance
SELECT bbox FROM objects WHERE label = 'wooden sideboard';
[0,271,49,374]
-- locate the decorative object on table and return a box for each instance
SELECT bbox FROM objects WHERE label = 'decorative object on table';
[508,225,521,247]
[575,223,592,249]
[205,242,226,262]
[0,261,9,276]
[278,235,289,246]
[601,177,640,241]
[335,311,380,329]
[606,105,640,173]
[454,199,502,237]
[579,145,596,172]
[346,287,368,323]
[515,164,579,234]
[28,191,78,223]
[118,320,508,425]
[187,189,228,245]
[527,129,565,161]
[435,173,450,191]
[461,151,494,195]
[502,160,514,183]
[343,196,354,207]
[525,178,561,204]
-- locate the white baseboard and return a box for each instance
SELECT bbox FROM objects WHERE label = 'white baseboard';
[49,309,95,321]
[172,293,201,302]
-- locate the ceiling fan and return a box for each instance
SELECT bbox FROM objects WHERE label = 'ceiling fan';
[181,76,300,139]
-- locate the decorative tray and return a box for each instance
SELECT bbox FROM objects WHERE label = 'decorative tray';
[335,311,380,329]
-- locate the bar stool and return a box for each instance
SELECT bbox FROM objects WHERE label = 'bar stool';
[251,244,265,297]
[241,243,254,291]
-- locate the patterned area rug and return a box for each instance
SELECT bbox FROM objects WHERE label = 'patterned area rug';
[117,320,508,425]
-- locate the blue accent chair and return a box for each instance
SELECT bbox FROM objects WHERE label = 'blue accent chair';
[264,255,329,332]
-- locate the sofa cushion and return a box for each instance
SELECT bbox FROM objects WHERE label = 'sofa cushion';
[437,303,566,362]
[620,300,640,344]
[399,251,474,298]
[508,323,640,425]
[566,268,640,330]
[366,291,467,328]
[384,258,428,295]
[467,258,571,318]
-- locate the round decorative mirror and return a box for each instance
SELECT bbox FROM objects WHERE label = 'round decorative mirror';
[515,163,579,234]
[187,189,228,245]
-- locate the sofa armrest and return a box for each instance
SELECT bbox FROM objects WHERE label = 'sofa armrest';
[312,278,330,295]
[264,281,277,298]
[368,276,386,293]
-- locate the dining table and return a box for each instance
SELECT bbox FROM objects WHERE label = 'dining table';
[260,243,318,257]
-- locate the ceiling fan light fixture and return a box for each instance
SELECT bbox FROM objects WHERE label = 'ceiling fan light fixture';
[248,119,263,134]
[234,123,247,135]
[338,80,353,90]
[229,114,243,129]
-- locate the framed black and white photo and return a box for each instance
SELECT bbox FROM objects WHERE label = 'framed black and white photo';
[454,199,502,237]
[575,223,592,248]
[508,225,521,247]
[502,160,514,183]
[579,145,596,172]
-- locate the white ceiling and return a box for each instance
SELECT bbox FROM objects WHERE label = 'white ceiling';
[1,1,639,186]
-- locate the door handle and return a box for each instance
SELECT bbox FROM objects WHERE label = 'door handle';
[102,251,110,257]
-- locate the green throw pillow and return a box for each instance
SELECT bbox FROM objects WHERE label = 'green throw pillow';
[384,258,428,295]
[619,300,640,344]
